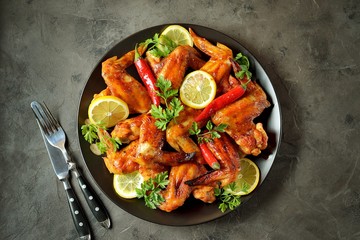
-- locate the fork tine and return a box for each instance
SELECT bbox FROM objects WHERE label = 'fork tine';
[30,101,52,135]
[42,102,61,130]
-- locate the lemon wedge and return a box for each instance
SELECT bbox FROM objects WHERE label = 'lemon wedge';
[113,171,144,199]
[161,25,193,47]
[180,70,217,109]
[88,96,129,128]
[224,158,260,196]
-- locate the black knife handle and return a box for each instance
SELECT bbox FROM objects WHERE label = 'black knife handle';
[75,174,111,228]
[63,180,91,240]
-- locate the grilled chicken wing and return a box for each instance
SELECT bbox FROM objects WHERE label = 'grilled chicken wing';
[159,162,204,212]
[166,106,205,165]
[151,45,205,90]
[111,113,145,143]
[102,139,167,180]
[186,133,240,188]
[189,28,233,88]
[103,140,140,174]
[136,114,195,168]
[101,49,151,113]
[212,81,270,156]
[192,186,216,203]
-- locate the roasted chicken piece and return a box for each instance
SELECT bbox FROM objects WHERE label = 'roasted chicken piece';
[186,133,240,188]
[192,185,216,203]
[159,162,205,212]
[212,81,270,156]
[189,28,233,92]
[102,140,140,174]
[101,48,151,113]
[166,106,205,165]
[102,139,167,180]
[111,113,145,143]
[135,114,195,172]
[147,45,205,90]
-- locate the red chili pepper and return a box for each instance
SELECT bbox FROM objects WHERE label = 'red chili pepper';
[134,44,161,106]
[199,143,220,170]
[195,84,248,123]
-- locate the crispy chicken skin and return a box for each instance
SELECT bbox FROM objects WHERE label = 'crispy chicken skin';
[159,162,203,212]
[154,45,205,90]
[186,133,240,188]
[192,186,216,203]
[189,28,233,86]
[136,114,195,168]
[101,52,151,114]
[211,81,270,156]
[166,106,206,165]
[111,114,145,143]
[103,140,140,174]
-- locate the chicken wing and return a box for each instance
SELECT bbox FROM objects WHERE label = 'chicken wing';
[136,114,195,168]
[212,81,270,156]
[111,113,145,143]
[153,45,205,90]
[159,162,204,212]
[102,140,140,174]
[102,139,167,180]
[186,133,240,188]
[192,186,216,203]
[189,28,233,87]
[101,49,151,113]
[166,106,205,165]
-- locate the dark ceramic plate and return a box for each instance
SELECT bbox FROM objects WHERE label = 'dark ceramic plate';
[77,24,282,226]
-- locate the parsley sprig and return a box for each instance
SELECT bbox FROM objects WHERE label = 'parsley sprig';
[151,76,184,130]
[234,52,252,80]
[189,121,227,143]
[81,123,122,154]
[144,34,178,58]
[136,171,169,209]
[214,182,249,212]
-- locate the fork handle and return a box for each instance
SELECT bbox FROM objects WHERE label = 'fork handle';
[62,180,91,240]
[75,173,111,228]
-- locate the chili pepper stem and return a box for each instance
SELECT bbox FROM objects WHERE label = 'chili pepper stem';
[211,162,220,170]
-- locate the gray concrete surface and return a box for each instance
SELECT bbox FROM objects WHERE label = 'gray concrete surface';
[1,0,359,239]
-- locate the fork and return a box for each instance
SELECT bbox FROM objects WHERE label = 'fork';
[32,101,111,229]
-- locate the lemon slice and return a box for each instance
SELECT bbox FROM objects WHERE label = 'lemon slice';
[180,70,217,109]
[161,25,193,47]
[113,171,144,199]
[225,158,260,196]
[88,96,129,128]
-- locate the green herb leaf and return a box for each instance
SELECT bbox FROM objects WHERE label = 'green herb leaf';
[214,123,228,133]
[81,124,99,144]
[189,121,228,143]
[151,77,184,131]
[234,52,252,80]
[145,34,178,58]
[234,53,250,69]
[214,184,242,213]
[81,122,122,154]
[136,172,169,209]
[96,141,108,154]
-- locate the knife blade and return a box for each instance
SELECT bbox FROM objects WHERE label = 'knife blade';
[36,120,91,240]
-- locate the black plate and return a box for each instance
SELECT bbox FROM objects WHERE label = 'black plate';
[77,24,282,226]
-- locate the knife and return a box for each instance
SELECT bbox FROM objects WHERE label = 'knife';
[36,119,92,240]
[31,101,111,230]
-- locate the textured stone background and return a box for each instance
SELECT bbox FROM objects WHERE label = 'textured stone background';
[1,0,359,239]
